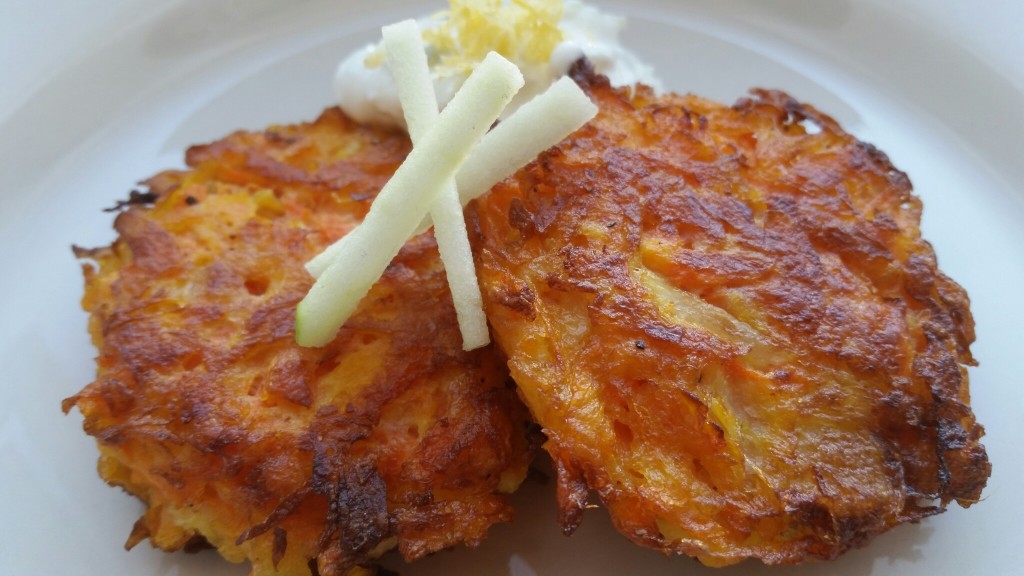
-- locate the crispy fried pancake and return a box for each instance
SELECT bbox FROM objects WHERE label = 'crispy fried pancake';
[470,65,990,565]
[65,109,534,576]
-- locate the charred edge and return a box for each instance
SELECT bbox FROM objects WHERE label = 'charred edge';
[103,189,160,212]
[508,198,537,238]
[735,88,846,136]
[71,244,106,260]
[183,535,213,554]
[124,516,151,550]
[272,527,288,569]
[494,283,537,320]
[568,57,608,94]
[308,415,387,571]
[316,462,392,572]
[236,485,313,545]
[60,393,81,414]
[554,454,591,535]
[349,566,401,576]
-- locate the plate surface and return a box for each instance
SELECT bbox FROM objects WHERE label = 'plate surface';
[2,1,1022,574]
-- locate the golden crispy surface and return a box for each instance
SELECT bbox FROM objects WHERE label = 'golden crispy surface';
[470,66,990,565]
[65,109,533,576]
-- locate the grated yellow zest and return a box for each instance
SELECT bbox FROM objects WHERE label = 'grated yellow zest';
[423,0,565,76]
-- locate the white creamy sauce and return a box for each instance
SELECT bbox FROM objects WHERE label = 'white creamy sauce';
[334,0,662,130]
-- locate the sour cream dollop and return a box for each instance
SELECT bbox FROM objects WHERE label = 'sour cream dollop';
[334,0,662,130]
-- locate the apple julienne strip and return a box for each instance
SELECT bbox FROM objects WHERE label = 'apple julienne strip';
[295,51,524,347]
[307,75,598,278]
[382,20,436,144]
[411,76,598,236]
[383,20,490,350]
[456,76,598,205]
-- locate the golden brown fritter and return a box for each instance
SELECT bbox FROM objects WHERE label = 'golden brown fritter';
[65,109,534,576]
[470,64,990,566]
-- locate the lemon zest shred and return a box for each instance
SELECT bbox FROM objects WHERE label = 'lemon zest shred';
[423,0,565,76]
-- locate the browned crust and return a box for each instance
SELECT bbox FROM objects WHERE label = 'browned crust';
[470,62,989,565]
[66,108,533,576]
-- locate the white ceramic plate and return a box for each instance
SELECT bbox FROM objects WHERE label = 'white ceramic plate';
[2,1,1021,574]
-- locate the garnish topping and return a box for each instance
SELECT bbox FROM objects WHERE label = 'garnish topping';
[297,19,597,349]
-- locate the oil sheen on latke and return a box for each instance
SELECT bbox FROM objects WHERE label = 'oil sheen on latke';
[66,63,990,573]
[65,110,535,576]
[468,63,989,566]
